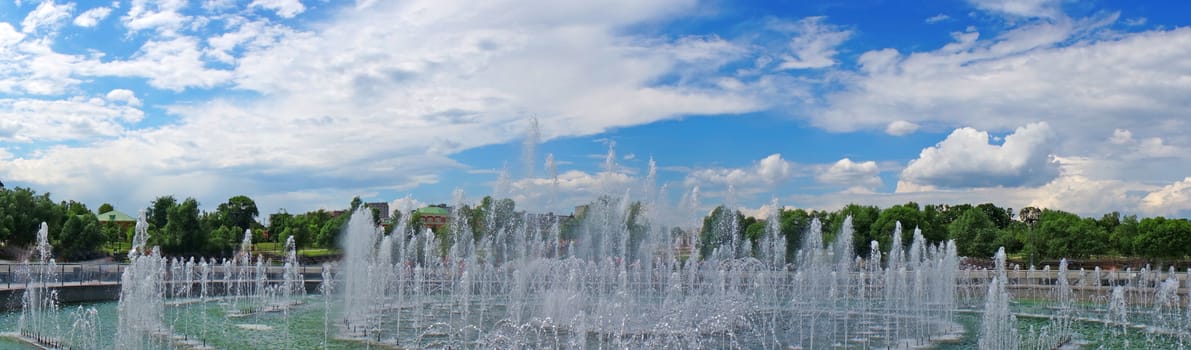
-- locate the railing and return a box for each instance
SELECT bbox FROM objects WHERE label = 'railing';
[0,263,328,290]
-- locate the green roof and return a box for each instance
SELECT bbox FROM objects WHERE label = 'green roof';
[97,210,135,223]
[415,206,449,216]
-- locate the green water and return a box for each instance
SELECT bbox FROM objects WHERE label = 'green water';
[2,297,1188,349]
[0,296,369,350]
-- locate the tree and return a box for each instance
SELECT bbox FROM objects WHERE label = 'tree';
[1135,217,1191,259]
[217,195,259,232]
[1109,215,1139,255]
[828,204,881,258]
[146,196,177,231]
[870,203,924,252]
[699,205,744,259]
[976,203,1013,229]
[97,203,114,214]
[161,198,204,254]
[0,187,63,246]
[948,207,998,258]
[779,208,811,260]
[1035,209,1107,259]
[55,213,105,260]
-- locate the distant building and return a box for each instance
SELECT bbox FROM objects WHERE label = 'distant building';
[97,210,136,235]
[365,202,390,222]
[415,205,451,231]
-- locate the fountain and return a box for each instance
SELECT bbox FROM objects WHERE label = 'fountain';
[323,193,964,349]
[8,195,1191,349]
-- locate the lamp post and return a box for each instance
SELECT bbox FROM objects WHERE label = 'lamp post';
[1020,207,1040,268]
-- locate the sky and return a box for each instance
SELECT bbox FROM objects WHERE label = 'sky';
[1,0,1191,223]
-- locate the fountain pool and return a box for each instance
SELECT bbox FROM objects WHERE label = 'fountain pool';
[2,197,1191,349]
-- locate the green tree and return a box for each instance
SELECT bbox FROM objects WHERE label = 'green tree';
[97,203,114,214]
[779,208,811,260]
[146,196,177,231]
[828,204,881,258]
[1109,215,1139,255]
[870,202,924,252]
[976,203,1013,229]
[217,195,259,232]
[161,197,204,254]
[948,207,998,258]
[1135,217,1191,259]
[699,205,744,259]
[55,213,105,260]
[1036,209,1108,259]
[0,187,64,246]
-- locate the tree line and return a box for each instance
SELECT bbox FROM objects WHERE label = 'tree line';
[2,185,1190,262]
[699,202,1191,263]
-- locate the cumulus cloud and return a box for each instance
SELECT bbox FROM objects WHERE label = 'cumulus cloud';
[1141,177,1191,216]
[105,89,142,106]
[250,0,306,18]
[969,0,1063,19]
[771,17,852,70]
[817,158,882,192]
[899,122,1058,190]
[21,1,74,34]
[0,96,144,143]
[1,0,770,215]
[74,6,113,27]
[812,13,1191,159]
[89,36,233,90]
[885,120,919,136]
[687,154,793,188]
[1026,175,1139,216]
[122,0,192,35]
[1108,128,1133,145]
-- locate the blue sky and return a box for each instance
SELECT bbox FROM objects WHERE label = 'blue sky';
[2,0,1191,222]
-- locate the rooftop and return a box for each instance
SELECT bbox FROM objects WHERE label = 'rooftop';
[97,210,135,223]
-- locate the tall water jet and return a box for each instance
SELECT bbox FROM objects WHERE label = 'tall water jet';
[522,117,540,179]
[339,205,384,334]
[979,247,1018,350]
[17,223,60,345]
[116,212,168,350]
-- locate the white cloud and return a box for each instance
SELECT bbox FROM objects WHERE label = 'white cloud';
[89,36,233,90]
[683,154,794,207]
[885,120,919,136]
[899,122,1058,190]
[123,0,191,35]
[1026,175,1139,216]
[251,0,306,18]
[3,0,774,216]
[389,196,426,214]
[105,89,142,106]
[0,23,23,47]
[1141,177,1191,217]
[772,17,852,70]
[21,1,74,34]
[811,13,1191,161]
[0,96,144,143]
[1108,128,1132,145]
[817,158,882,192]
[796,166,1152,217]
[74,6,113,27]
[925,14,950,24]
[969,0,1063,19]
[508,169,639,213]
[1102,128,1183,160]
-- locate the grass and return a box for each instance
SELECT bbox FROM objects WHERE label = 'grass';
[297,248,339,258]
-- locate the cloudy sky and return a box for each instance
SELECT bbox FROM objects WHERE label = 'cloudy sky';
[2,0,1190,222]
